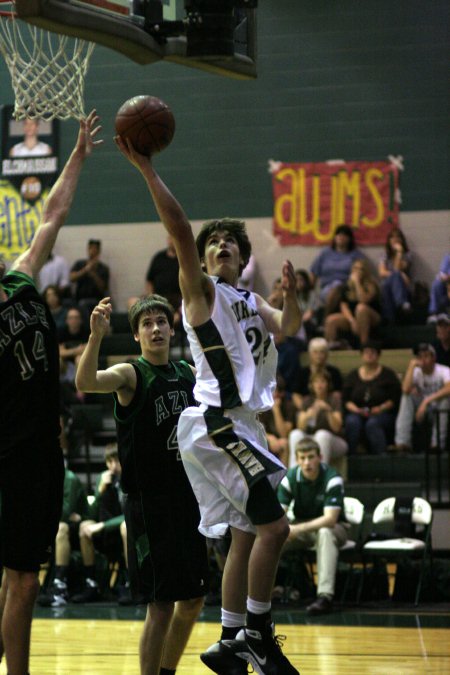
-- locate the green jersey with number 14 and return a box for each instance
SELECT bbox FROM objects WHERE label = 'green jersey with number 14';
[0,271,60,458]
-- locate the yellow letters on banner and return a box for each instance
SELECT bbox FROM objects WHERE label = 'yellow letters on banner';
[361,168,384,227]
[0,181,47,263]
[274,166,386,241]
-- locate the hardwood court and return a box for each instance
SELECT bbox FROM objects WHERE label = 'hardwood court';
[1,614,449,674]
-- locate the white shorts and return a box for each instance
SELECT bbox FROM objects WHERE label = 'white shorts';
[177,405,286,538]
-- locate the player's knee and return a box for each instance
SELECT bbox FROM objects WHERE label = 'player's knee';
[56,521,69,541]
[6,570,39,601]
[176,596,204,619]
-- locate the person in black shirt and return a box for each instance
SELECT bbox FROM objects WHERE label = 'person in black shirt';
[343,342,401,454]
[0,111,102,675]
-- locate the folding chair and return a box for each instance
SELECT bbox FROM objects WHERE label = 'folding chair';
[357,496,433,606]
[338,496,365,603]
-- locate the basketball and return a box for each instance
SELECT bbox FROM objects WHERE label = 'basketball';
[115,95,175,156]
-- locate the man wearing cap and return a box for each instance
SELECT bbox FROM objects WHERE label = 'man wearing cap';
[70,239,110,323]
[393,343,450,452]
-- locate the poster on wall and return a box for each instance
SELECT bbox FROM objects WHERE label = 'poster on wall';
[271,158,401,246]
[0,105,59,265]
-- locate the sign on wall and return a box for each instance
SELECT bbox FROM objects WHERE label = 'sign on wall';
[0,105,59,265]
[271,158,401,246]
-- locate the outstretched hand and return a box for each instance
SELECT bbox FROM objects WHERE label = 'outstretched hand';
[281,260,296,294]
[90,297,112,338]
[114,134,152,173]
[76,109,103,157]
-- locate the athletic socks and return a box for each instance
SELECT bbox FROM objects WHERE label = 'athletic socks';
[220,608,246,640]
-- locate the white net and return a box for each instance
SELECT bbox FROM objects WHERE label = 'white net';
[0,8,95,120]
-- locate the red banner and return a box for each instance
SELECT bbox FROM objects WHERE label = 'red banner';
[271,160,400,246]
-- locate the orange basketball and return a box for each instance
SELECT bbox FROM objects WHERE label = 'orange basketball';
[115,95,175,156]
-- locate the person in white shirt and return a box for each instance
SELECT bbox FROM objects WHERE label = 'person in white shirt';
[393,343,450,451]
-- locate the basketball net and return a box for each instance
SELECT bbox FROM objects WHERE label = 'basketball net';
[0,1,95,120]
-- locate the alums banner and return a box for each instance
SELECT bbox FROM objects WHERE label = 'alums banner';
[271,159,401,246]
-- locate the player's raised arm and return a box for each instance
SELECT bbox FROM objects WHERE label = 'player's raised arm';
[13,110,103,280]
[114,136,212,315]
[76,298,136,401]
[256,260,302,335]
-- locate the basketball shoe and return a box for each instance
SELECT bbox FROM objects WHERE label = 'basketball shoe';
[232,623,300,675]
[200,639,249,674]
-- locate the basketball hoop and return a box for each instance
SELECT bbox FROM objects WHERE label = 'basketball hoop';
[0,0,95,120]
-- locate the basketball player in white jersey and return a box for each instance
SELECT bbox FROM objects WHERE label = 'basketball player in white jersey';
[115,135,302,675]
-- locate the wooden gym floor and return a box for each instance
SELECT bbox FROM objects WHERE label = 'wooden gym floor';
[0,603,448,674]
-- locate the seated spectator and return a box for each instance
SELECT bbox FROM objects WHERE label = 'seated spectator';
[38,250,71,298]
[72,444,127,603]
[59,306,89,384]
[391,343,450,452]
[433,314,450,367]
[259,378,297,467]
[291,337,343,410]
[343,342,401,455]
[378,227,413,322]
[277,437,349,616]
[145,235,181,311]
[289,371,348,468]
[428,253,450,322]
[310,224,365,316]
[295,268,320,341]
[70,239,110,323]
[38,465,90,607]
[43,284,68,334]
[324,259,381,347]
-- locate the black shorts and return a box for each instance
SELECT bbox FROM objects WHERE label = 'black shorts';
[0,444,64,572]
[124,492,209,603]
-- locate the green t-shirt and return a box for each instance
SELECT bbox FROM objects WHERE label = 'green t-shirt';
[278,463,345,522]
[61,468,90,523]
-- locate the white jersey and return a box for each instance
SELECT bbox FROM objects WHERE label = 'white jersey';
[10,141,52,157]
[182,276,278,412]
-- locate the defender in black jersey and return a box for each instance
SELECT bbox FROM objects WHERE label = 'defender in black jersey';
[76,294,208,675]
[0,111,102,675]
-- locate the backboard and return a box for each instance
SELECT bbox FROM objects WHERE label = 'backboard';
[15,0,257,79]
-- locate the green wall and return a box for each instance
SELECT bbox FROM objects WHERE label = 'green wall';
[2,1,447,224]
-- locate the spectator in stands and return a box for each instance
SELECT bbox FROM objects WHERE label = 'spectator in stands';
[378,227,413,322]
[324,259,381,348]
[72,444,127,603]
[145,235,181,311]
[38,465,90,607]
[38,250,71,297]
[59,306,89,385]
[70,239,110,322]
[433,314,450,367]
[291,337,343,410]
[278,437,349,615]
[43,284,68,334]
[343,341,401,455]
[392,343,450,452]
[428,253,450,322]
[238,252,257,291]
[310,224,365,316]
[259,377,297,467]
[290,370,348,468]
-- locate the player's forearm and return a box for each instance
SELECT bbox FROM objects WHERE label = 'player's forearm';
[143,164,192,242]
[76,334,103,392]
[280,292,302,336]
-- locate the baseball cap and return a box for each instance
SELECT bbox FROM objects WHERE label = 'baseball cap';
[414,343,436,356]
[436,314,450,326]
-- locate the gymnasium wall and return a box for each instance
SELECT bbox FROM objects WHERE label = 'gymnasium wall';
[0,1,448,308]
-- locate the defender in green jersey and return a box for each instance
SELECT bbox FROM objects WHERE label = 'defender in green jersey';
[76,294,208,675]
[0,111,102,675]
